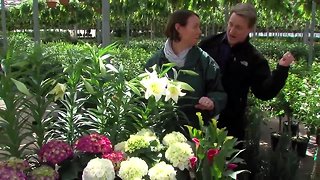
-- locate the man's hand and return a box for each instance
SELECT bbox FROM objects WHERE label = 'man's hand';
[279,51,295,67]
[195,97,214,110]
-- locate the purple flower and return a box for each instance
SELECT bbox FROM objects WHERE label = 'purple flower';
[74,133,112,154]
[0,166,27,180]
[38,140,73,165]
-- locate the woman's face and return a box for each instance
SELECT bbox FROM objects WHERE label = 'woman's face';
[176,15,202,46]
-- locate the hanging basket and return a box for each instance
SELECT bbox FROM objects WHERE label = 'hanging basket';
[59,0,69,6]
[46,1,57,8]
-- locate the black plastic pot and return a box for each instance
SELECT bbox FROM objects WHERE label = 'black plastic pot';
[296,136,309,158]
[283,120,299,136]
[271,132,281,151]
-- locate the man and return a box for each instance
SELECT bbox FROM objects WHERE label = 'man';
[199,3,295,142]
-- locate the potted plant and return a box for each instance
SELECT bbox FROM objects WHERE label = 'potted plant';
[46,0,58,8]
[283,120,299,137]
[296,136,309,158]
[271,131,281,151]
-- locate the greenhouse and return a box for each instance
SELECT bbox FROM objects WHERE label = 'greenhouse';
[0,0,320,179]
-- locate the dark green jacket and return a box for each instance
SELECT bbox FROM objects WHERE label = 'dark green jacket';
[145,46,227,127]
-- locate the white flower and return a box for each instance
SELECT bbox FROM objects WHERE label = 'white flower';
[148,161,176,180]
[140,71,168,102]
[165,142,194,171]
[162,131,187,147]
[118,157,148,180]
[82,158,115,180]
[48,83,66,101]
[165,82,186,103]
[125,134,150,153]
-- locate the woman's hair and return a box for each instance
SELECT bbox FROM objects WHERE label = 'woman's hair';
[230,3,257,28]
[165,10,199,41]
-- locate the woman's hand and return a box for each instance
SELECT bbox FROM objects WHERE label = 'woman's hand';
[195,97,214,110]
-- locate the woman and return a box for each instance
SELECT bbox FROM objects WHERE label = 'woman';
[145,10,227,129]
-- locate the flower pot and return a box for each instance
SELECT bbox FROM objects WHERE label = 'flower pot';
[296,136,309,158]
[283,120,299,136]
[59,0,69,6]
[271,132,281,151]
[46,1,57,8]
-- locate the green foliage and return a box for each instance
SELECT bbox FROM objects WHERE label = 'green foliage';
[188,113,248,180]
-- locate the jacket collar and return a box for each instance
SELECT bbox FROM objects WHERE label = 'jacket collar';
[221,32,250,50]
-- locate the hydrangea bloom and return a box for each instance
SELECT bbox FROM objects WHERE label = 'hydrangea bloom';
[148,161,176,180]
[0,166,27,180]
[38,140,73,165]
[6,157,30,171]
[165,142,194,170]
[162,131,187,147]
[102,151,125,171]
[82,158,115,180]
[29,165,59,180]
[118,157,148,180]
[125,135,150,153]
[74,133,112,154]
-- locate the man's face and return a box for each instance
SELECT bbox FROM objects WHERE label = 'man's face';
[227,13,252,46]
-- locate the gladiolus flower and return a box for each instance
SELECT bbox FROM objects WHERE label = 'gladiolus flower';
[189,156,198,170]
[207,149,219,163]
[227,163,238,170]
[192,138,200,149]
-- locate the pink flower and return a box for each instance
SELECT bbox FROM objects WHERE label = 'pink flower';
[102,151,125,171]
[227,163,238,170]
[192,138,200,149]
[38,140,73,165]
[207,148,219,163]
[74,133,112,154]
[189,156,198,170]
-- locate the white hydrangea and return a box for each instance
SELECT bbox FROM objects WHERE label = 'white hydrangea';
[148,161,176,180]
[162,131,187,147]
[125,129,163,153]
[82,158,115,180]
[118,157,148,180]
[165,142,194,170]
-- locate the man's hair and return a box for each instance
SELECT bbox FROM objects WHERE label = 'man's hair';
[165,10,199,41]
[230,3,257,28]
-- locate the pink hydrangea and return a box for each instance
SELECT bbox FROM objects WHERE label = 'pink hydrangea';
[29,165,59,180]
[102,151,125,170]
[0,166,27,180]
[38,140,73,165]
[74,133,112,154]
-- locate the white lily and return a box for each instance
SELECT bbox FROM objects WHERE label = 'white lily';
[165,82,186,103]
[140,72,168,102]
[48,83,67,101]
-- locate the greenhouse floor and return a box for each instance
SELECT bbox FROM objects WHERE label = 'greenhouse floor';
[259,117,316,179]
[0,100,316,178]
